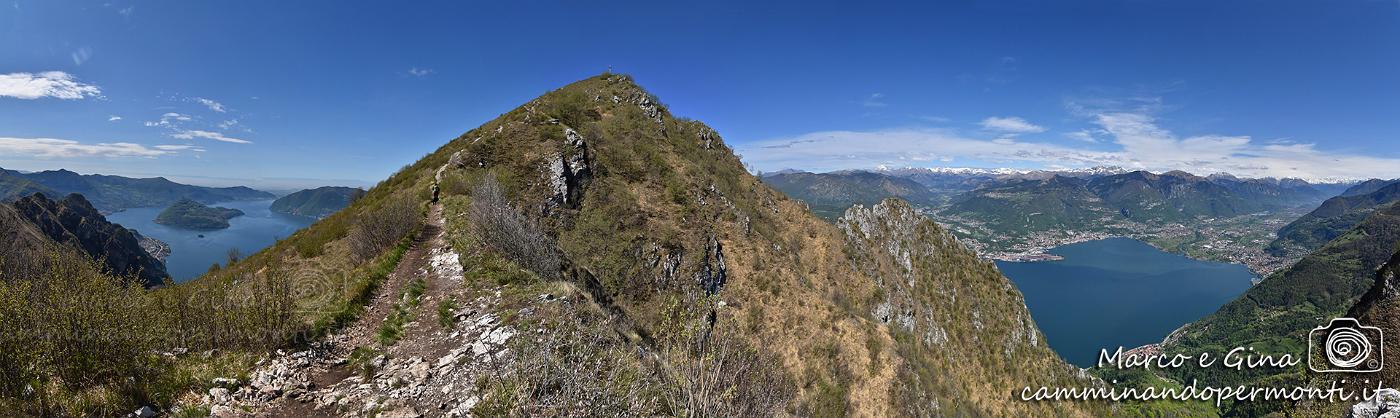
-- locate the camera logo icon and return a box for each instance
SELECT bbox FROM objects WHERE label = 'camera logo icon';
[1309,317,1384,373]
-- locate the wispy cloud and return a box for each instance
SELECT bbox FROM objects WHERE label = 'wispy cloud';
[71,47,92,66]
[407,67,434,77]
[0,137,174,158]
[144,112,191,127]
[218,119,239,129]
[1065,129,1098,143]
[862,93,888,108]
[194,97,226,112]
[108,115,123,122]
[0,71,101,100]
[738,114,1400,181]
[980,116,1045,134]
[154,144,205,152]
[171,129,251,144]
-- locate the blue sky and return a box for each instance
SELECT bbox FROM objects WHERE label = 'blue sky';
[2,0,1398,187]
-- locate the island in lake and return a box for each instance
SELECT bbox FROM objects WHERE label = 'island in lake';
[154,198,245,230]
[269,186,365,218]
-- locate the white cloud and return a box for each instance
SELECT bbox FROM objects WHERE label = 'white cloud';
[145,112,191,127]
[155,144,205,152]
[71,47,92,66]
[407,67,434,77]
[980,116,1045,133]
[218,119,239,129]
[1065,129,1097,143]
[739,114,1400,181]
[862,93,887,108]
[108,115,123,122]
[171,129,251,144]
[0,137,173,158]
[0,71,101,100]
[195,97,226,112]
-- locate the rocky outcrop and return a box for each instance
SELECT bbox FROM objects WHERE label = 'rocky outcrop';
[11,193,168,286]
[544,127,592,213]
[1350,389,1400,418]
[839,199,1091,413]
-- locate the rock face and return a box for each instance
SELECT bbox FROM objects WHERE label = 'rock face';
[840,199,1079,413]
[1350,389,1400,418]
[1342,250,1400,396]
[269,186,366,218]
[154,198,244,230]
[10,193,169,286]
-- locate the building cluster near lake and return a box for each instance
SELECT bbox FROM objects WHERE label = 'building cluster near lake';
[936,208,1307,278]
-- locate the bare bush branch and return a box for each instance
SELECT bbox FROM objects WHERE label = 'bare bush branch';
[467,174,561,281]
[348,197,421,262]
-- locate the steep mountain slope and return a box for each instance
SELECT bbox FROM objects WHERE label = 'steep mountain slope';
[434,74,1103,415]
[761,170,942,220]
[1086,170,1266,221]
[1343,248,1400,386]
[1269,182,1400,256]
[10,193,169,286]
[0,168,274,212]
[0,168,57,200]
[184,74,1102,416]
[1205,174,1330,208]
[270,186,365,218]
[1341,179,1399,197]
[1164,201,1400,415]
[946,175,1111,231]
[876,167,1003,193]
[0,201,54,280]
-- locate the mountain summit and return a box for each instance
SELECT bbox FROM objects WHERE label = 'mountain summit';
[185,74,1100,416]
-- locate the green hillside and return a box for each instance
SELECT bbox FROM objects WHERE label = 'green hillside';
[1268,181,1400,256]
[154,198,245,230]
[1164,201,1400,416]
[269,186,365,218]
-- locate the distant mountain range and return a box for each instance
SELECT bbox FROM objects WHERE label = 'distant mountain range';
[0,167,274,213]
[763,167,1347,229]
[269,186,365,218]
[758,171,942,219]
[1268,180,1400,256]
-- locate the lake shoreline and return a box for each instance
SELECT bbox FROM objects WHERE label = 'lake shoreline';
[106,199,314,282]
[995,237,1256,367]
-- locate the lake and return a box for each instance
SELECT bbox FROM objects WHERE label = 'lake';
[994,237,1254,368]
[107,199,314,282]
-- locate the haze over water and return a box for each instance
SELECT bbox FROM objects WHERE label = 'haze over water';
[995,237,1255,367]
[107,199,314,282]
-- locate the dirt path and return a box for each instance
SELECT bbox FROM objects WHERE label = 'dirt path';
[206,203,527,417]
